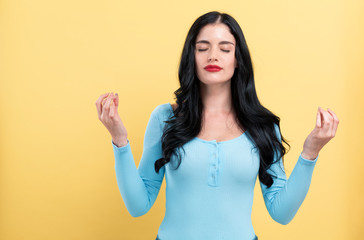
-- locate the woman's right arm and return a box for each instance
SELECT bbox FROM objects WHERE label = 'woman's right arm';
[96,93,165,217]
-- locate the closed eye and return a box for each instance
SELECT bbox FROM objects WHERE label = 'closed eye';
[197,49,231,53]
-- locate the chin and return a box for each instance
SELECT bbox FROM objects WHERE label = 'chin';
[199,78,231,85]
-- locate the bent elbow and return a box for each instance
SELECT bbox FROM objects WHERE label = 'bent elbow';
[268,209,293,225]
[267,203,296,225]
[128,208,148,218]
[126,202,151,218]
[271,214,292,225]
[130,211,145,218]
[123,193,154,218]
[276,218,291,225]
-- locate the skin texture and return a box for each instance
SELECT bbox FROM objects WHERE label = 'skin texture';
[194,23,244,142]
[301,107,339,159]
[194,23,237,88]
[95,92,128,147]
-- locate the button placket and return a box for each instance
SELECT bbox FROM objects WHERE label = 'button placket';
[208,142,220,187]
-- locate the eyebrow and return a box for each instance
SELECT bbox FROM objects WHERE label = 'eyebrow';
[196,40,235,46]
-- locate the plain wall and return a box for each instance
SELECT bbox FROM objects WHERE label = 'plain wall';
[0,0,363,239]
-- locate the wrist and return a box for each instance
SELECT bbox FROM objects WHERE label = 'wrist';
[112,135,128,147]
[301,150,318,160]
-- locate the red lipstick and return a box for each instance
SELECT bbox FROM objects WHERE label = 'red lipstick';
[204,65,222,72]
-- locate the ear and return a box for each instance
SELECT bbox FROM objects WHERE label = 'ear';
[234,59,238,68]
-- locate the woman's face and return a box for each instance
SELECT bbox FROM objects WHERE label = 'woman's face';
[194,23,237,85]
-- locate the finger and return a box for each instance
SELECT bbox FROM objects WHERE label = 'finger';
[96,92,110,117]
[316,107,322,128]
[110,100,114,118]
[327,108,339,136]
[103,92,114,117]
[114,93,119,109]
[100,92,110,107]
[109,95,117,118]
[99,92,110,105]
[327,108,339,122]
[319,107,325,127]
[111,93,119,114]
[101,92,112,117]
[320,108,333,133]
[101,93,110,106]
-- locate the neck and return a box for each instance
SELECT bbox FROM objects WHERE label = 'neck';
[199,80,233,115]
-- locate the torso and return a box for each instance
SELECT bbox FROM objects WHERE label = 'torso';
[171,103,245,142]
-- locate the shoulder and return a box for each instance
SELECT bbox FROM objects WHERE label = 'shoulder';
[151,102,175,120]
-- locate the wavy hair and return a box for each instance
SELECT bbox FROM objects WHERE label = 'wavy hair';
[154,11,290,188]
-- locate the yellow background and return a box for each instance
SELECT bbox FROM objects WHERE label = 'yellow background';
[1,0,363,239]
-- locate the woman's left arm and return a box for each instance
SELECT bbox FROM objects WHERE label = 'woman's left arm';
[260,107,339,225]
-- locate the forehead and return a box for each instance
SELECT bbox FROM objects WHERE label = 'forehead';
[196,23,235,44]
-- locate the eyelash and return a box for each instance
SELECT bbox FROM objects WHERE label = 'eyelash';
[197,49,230,53]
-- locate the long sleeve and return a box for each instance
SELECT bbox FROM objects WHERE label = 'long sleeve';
[259,124,318,225]
[112,106,165,217]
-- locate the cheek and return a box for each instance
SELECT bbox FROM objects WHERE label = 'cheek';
[227,58,237,70]
[194,54,203,65]
[224,54,235,64]
[195,56,204,71]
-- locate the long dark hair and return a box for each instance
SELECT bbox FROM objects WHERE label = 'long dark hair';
[154,11,290,188]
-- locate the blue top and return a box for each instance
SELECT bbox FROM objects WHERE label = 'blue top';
[112,103,318,240]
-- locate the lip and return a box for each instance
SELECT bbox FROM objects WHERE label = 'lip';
[204,65,222,72]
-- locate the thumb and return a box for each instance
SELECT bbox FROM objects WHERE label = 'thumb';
[316,107,322,128]
[114,93,119,109]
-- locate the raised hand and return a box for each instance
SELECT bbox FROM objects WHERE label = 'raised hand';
[301,107,339,160]
[95,92,128,147]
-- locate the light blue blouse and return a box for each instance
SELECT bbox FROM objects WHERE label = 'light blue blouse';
[112,103,318,240]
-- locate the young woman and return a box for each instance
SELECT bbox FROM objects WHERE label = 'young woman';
[95,11,339,240]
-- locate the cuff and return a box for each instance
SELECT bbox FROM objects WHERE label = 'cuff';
[111,139,130,152]
[298,152,319,165]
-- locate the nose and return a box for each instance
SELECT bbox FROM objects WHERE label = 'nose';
[208,47,218,62]
[208,56,216,62]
